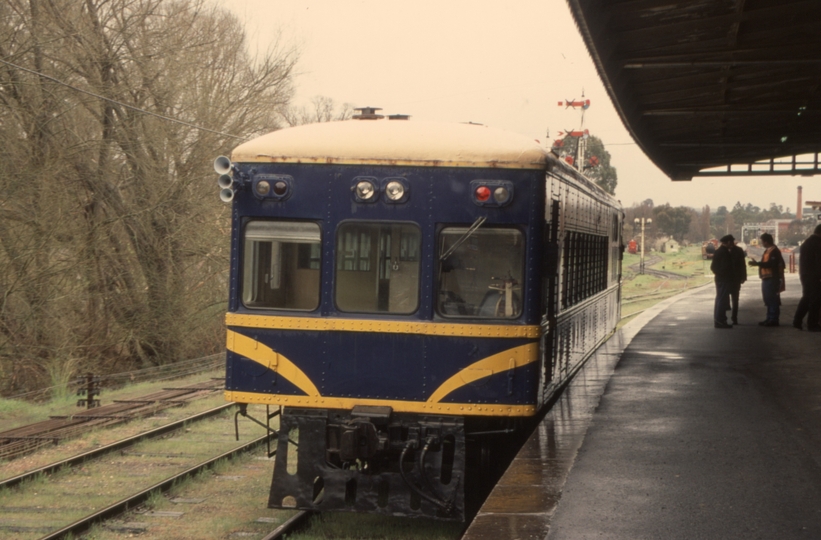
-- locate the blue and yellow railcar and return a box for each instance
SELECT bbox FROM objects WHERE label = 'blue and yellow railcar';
[216,109,622,520]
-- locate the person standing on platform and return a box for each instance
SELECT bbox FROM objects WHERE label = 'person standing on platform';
[793,223,821,331]
[727,236,747,325]
[711,235,735,329]
[749,233,785,327]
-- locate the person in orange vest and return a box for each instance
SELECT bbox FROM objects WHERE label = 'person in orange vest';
[748,233,786,327]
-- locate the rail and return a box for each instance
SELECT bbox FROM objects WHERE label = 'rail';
[0,403,236,490]
[38,433,270,540]
[260,510,313,540]
[0,379,223,461]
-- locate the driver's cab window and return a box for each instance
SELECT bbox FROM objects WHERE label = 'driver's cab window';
[242,221,321,310]
[437,227,524,318]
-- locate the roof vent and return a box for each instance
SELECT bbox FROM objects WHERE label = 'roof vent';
[352,107,384,120]
[388,114,410,120]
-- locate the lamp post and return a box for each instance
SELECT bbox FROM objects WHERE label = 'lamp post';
[634,217,652,274]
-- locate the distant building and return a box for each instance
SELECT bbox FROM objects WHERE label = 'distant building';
[744,218,806,246]
[772,219,793,229]
[804,201,821,221]
[654,237,680,253]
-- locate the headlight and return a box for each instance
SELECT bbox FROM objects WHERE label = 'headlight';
[385,181,405,201]
[255,180,271,197]
[355,180,376,201]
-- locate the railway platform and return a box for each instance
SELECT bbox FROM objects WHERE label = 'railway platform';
[463,273,821,539]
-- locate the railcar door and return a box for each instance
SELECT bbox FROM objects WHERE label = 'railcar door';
[386,226,420,313]
[336,222,421,314]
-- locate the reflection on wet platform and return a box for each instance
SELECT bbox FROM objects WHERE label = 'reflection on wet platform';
[466,275,821,539]
[462,290,697,540]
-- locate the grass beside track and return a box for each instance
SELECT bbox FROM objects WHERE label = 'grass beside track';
[79,449,296,540]
[0,405,271,540]
[620,246,714,325]
[0,368,226,433]
[0,370,228,481]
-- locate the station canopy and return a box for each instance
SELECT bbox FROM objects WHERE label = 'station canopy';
[565,0,821,180]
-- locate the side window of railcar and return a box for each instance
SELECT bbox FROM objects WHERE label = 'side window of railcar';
[437,227,524,319]
[335,222,420,314]
[561,232,609,308]
[242,221,321,311]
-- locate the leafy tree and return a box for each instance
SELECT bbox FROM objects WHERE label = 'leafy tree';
[652,204,692,243]
[724,213,736,239]
[582,136,618,195]
[687,205,711,243]
[678,206,702,244]
[624,201,656,240]
[553,134,617,195]
[713,201,795,241]
[785,219,809,245]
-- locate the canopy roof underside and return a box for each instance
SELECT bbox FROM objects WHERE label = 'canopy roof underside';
[566,0,821,180]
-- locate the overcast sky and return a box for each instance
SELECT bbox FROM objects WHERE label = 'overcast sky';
[219,0,816,213]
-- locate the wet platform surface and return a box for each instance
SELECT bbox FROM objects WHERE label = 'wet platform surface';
[463,273,821,539]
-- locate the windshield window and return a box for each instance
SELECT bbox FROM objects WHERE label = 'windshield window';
[242,221,321,310]
[336,223,421,314]
[437,227,524,318]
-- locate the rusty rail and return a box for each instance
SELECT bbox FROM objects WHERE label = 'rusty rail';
[38,433,269,540]
[0,403,236,490]
[0,379,223,461]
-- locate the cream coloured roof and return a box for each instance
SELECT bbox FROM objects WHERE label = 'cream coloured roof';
[230,119,550,170]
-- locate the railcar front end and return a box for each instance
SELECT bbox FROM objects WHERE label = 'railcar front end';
[217,115,621,520]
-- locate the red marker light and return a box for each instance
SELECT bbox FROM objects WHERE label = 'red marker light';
[475,186,491,202]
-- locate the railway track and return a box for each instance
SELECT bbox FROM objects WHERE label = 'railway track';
[622,288,693,306]
[37,434,270,540]
[639,267,689,280]
[620,281,712,322]
[627,255,690,281]
[260,510,312,539]
[0,379,224,461]
[0,403,235,491]
[1,381,440,539]
[0,403,274,540]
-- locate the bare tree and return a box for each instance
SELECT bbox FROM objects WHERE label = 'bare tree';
[280,95,354,126]
[0,0,298,394]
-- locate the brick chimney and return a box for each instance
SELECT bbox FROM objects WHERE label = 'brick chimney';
[798,186,803,220]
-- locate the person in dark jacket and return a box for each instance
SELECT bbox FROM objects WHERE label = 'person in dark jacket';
[727,237,748,325]
[793,223,821,331]
[711,235,735,329]
[749,233,785,327]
